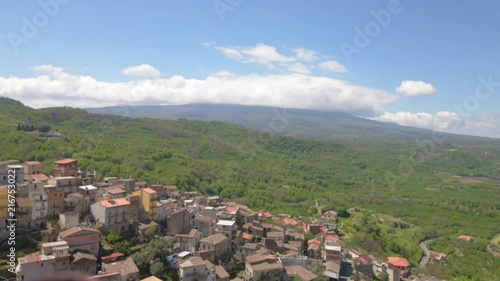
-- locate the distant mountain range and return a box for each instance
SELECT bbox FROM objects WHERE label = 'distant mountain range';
[86,104,491,142]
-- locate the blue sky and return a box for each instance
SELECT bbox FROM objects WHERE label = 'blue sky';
[1,0,500,137]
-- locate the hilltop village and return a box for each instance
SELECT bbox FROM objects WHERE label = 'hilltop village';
[1,159,446,281]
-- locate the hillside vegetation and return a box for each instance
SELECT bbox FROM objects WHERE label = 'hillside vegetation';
[1,97,499,280]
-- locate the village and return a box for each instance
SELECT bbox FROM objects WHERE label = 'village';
[1,159,450,281]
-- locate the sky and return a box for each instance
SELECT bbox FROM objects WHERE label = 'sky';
[1,0,500,138]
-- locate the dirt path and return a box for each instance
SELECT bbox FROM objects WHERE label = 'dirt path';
[419,238,440,269]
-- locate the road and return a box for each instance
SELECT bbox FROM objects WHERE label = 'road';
[419,238,440,269]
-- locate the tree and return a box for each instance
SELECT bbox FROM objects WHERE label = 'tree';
[150,261,165,277]
[144,225,159,241]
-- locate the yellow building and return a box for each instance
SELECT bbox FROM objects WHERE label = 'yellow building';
[0,188,8,220]
[133,188,159,221]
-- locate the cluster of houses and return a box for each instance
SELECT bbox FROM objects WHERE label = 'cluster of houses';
[1,159,443,281]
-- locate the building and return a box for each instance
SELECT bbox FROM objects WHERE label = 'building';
[244,257,285,281]
[199,233,231,263]
[0,188,8,240]
[285,265,317,281]
[48,176,78,195]
[166,209,191,236]
[194,214,216,238]
[23,161,43,176]
[459,235,474,243]
[0,161,24,185]
[59,212,80,230]
[16,242,71,281]
[16,197,33,228]
[103,186,128,199]
[178,256,216,281]
[133,188,159,221]
[29,190,48,228]
[53,158,78,178]
[16,180,45,198]
[102,257,140,281]
[58,226,101,256]
[91,198,131,232]
[216,220,237,240]
[71,252,98,276]
[387,257,410,278]
[45,184,65,218]
[176,228,203,252]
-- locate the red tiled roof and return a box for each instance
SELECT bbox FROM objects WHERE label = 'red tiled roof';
[387,257,410,268]
[101,252,125,262]
[142,188,157,194]
[24,256,43,263]
[54,158,77,164]
[459,235,474,242]
[59,226,100,238]
[308,239,320,245]
[105,187,126,194]
[100,198,131,208]
[242,232,253,240]
[283,217,298,226]
[25,174,50,181]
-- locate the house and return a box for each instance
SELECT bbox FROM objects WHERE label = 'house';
[91,198,131,232]
[23,160,42,175]
[387,257,410,278]
[29,191,48,228]
[283,217,299,228]
[459,235,474,243]
[322,210,338,221]
[199,233,231,263]
[48,176,78,195]
[58,226,101,256]
[78,185,99,201]
[176,228,203,252]
[86,272,121,281]
[323,245,342,263]
[53,158,78,178]
[178,256,216,281]
[303,223,321,235]
[241,243,261,257]
[244,257,285,281]
[325,235,346,248]
[59,212,80,230]
[207,196,222,207]
[133,188,159,221]
[166,209,191,236]
[16,197,33,228]
[71,252,98,276]
[215,265,230,281]
[429,251,447,261]
[15,254,70,281]
[258,210,273,219]
[45,184,65,218]
[0,162,24,185]
[103,186,128,199]
[65,192,85,213]
[307,239,321,259]
[323,261,341,280]
[216,219,237,240]
[102,257,140,281]
[16,180,44,198]
[194,214,216,237]
[285,265,317,281]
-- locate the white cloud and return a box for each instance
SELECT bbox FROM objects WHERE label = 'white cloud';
[121,64,161,78]
[373,111,500,138]
[318,60,348,73]
[288,63,310,74]
[213,44,324,71]
[395,80,437,97]
[0,65,399,117]
[292,48,318,62]
[373,111,464,131]
[210,71,235,77]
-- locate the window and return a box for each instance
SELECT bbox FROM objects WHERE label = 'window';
[2,176,6,180]
[34,184,37,189]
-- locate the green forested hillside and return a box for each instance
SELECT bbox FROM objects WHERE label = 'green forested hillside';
[1,97,499,280]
